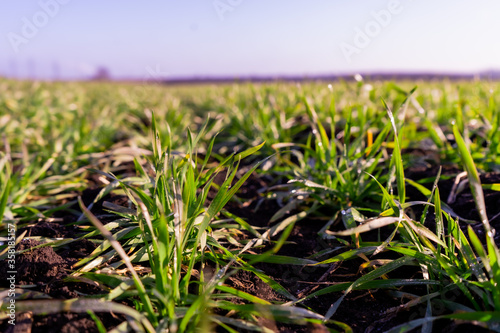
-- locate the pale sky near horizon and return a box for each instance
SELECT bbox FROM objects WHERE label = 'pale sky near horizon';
[0,0,499,80]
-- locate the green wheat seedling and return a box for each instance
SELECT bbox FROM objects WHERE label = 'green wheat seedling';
[69,114,328,331]
[73,115,260,330]
[0,143,86,224]
[303,107,500,332]
[271,87,416,248]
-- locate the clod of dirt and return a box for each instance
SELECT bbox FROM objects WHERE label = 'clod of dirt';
[0,240,65,288]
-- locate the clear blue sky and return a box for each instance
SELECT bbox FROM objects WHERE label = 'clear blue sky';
[1,0,499,80]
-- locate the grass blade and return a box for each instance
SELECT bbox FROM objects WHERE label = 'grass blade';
[452,123,490,231]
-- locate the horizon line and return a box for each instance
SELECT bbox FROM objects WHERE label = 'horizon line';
[2,69,500,83]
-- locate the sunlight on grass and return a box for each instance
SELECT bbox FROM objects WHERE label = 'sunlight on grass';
[1,78,500,332]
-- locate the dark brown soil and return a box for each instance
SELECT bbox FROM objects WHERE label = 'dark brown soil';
[406,165,500,245]
[220,166,500,332]
[0,189,126,332]
[1,164,499,332]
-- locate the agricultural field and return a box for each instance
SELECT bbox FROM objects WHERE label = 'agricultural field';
[1,77,500,333]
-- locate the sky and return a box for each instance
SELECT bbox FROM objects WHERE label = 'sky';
[0,0,499,80]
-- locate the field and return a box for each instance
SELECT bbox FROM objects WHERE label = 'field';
[1,78,500,332]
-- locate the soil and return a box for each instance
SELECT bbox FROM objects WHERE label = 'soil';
[223,164,500,332]
[1,163,499,332]
[0,189,129,333]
